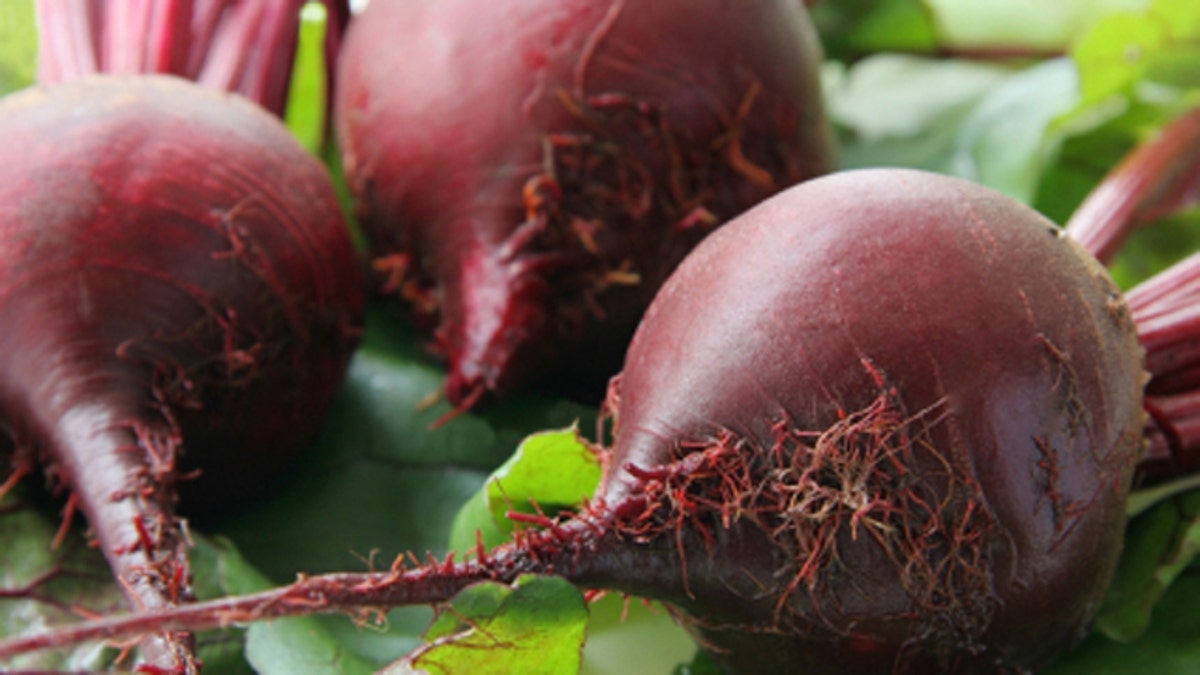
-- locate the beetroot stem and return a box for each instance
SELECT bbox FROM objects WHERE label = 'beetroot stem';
[1129,252,1200,470]
[138,0,192,76]
[98,0,141,74]
[98,0,190,76]
[1065,105,1200,265]
[34,0,324,117]
[1129,252,1200,383]
[197,0,303,117]
[1062,103,1200,473]
[34,0,101,82]
[0,503,689,664]
[320,0,350,128]
[184,0,230,76]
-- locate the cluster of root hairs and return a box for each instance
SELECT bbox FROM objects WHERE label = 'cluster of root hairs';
[608,369,1002,660]
[375,81,790,339]
[507,83,787,333]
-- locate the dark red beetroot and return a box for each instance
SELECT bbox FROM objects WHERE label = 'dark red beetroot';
[0,76,363,671]
[1,169,1148,674]
[335,0,834,406]
[596,168,1146,672]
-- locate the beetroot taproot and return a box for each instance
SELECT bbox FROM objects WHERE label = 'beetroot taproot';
[2,168,1151,673]
[596,168,1146,672]
[335,0,834,407]
[0,76,363,672]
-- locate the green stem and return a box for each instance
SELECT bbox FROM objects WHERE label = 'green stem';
[1127,470,1200,517]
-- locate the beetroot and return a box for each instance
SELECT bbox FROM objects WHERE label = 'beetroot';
[2,168,1150,673]
[335,0,834,407]
[595,168,1146,672]
[0,76,363,672]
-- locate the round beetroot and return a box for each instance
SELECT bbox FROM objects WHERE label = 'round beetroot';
[0,75,363,670]
[601,168,1147,672]
[335,0,834,406]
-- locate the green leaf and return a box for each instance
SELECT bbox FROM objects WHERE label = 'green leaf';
[1072,0,1200,105]
[1093,491,1200,642]
[926,0,1145,52]
[1046,567,1200,673]
[814,0,1145,57]
[0,0,36,97]
[0,493,120,672]
[581,595,695,675]
[443,425,695,675]
[186,537,255,675]
[812,0,937,57]
[0,495,256,673]
[672,649,724,675]
[200,536,376,675]
[1108,208,1200,289]
[948,58,1080,202]
[1029,0,1200,229]
[827,54,1015,146]
[381,575,588,675]
[245,614,377,675]
[826,53,1083,198]
[448,426,602,552]
[284,1,331,155]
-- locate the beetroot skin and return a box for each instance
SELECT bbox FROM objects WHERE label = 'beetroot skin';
[0,169,1146,674]
[0,76,363,671]
[599,168,1147,672]
[335,0,834,405]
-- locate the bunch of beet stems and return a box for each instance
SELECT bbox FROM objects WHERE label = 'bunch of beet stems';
[36,0,350,121]
[0,1,352,672]
[1065,106,1200,478]
[2,100,1200,668]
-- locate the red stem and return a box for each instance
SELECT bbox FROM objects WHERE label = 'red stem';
[0,510,690,664]
[1065,106,1200,265]
[1128,253,1200,471]
[35,0,101,82]
[0,477,738,665]
[1144,392,1200,465]
[97,0,190,76]
[142,0,192,75]
[1062,103,1200,473]
[197,0,301,116]
[184,0,231,77]
[321,0,351,136]
[34,0,345,119]
[1128,253,1200,389]
[0,566,489,662]
[98,0,140,74]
